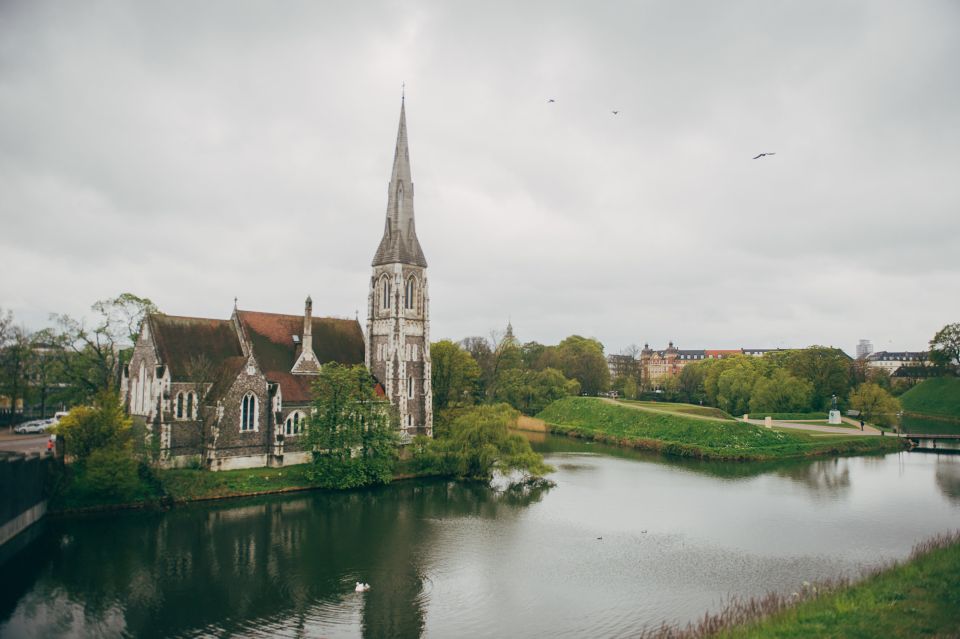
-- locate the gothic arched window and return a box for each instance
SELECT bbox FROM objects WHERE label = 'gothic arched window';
[380,277,391,310]
[285,410,305,436]
[405,276,416,310]
[240,393,257,432]
[186,392,195,420]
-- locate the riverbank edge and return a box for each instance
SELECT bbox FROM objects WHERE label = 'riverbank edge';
[655,531,960,639]
[532,397,909,461]
[536,421,907,462]
[47,466,446,517]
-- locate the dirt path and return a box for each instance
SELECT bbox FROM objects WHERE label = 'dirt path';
[741,417,884,437]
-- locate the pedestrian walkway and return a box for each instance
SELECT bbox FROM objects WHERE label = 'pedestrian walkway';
[740,416,884,437]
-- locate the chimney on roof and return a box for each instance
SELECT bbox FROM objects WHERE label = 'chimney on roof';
[303,296,313,354]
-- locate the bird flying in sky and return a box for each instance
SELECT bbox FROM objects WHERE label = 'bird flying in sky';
[612,110,620,115]
[753,152,776,159]
[547,98,556,103]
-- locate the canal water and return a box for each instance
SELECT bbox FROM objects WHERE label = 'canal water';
[2,436,959,638]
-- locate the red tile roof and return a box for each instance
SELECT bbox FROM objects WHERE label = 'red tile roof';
[236,311,365,403]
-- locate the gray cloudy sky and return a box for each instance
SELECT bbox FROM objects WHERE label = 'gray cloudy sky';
[2,1,958,355]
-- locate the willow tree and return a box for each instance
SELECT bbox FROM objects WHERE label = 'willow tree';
[305,363,399,488]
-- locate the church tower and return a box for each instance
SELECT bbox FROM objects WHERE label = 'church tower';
[367,97,433,437]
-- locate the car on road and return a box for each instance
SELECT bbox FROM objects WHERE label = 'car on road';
[14,418,57,434]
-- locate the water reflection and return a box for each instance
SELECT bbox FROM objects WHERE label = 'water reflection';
[0,479,551,639]
[528,429,862,494]
[935,456,960,504]
[775,458,851,499]
[3,441,959,639]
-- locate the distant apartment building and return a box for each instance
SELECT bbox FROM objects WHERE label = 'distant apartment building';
[604,344,784,387]
[856,339,874,359]
[865,351,927,375]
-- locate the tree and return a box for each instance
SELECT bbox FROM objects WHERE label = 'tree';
[51,293,159,402]
[420,404,553,481]
[678,363,707,404]
[0,307,11,348]
[491,367,578,415]
[182,353,229,467]
[780,346,852,410]
[716,361,761,416]
[658,373,682,401]
[28,329,69,417]
[749,369,814,414]
[461,336,495,400]
[431,340,481,411]
[848,382,901,428]
[609,345,642,398]
[929,323,960,374]
[304,363,399,488]
[554,335,610,395]
[54,392,148,502]
[55,392,132,464]
[0,324,35,415]
[520,341,547,370]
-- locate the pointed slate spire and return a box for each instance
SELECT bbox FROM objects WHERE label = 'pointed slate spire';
[372,96,428,267]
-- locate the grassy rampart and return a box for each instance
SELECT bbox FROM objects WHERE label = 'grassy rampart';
[537,397,905,461]
[900,377,960,420]
[618,400,734,420]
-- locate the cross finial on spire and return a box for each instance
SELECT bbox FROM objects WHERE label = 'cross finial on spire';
[402,81,405,102]
[234,296,238,310]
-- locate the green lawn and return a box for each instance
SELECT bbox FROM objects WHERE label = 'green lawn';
[714,534,960,639]
[160,464,318,501]
[618,399,734,420]
[51,458,433,512]
[537,397,905,461]
[900,377,960,420]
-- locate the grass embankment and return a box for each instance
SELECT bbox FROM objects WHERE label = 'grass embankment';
[900,377,960,420]
[537,398,905,461]
[618,400,734,420]
[690,533,960,639]
[51,458,431,512]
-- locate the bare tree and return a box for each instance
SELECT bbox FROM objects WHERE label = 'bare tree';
[0,307,12,347]
[183,353,229,468]
[50,293,159,401]
[0,325,35,417]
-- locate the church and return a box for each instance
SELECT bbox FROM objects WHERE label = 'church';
[121,100,433,470]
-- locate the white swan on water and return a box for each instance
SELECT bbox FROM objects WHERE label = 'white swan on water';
[355,582,371,592]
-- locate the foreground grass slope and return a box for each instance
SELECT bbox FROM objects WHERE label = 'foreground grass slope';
[712,533,960,639]
[900,377,960,419]
[537,397,904,461]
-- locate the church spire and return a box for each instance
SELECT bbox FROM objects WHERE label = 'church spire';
[372,96,427,267]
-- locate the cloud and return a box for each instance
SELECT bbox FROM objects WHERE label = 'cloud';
[1,0,958,355]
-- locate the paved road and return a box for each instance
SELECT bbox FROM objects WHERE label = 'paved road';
[0,433,50,454]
